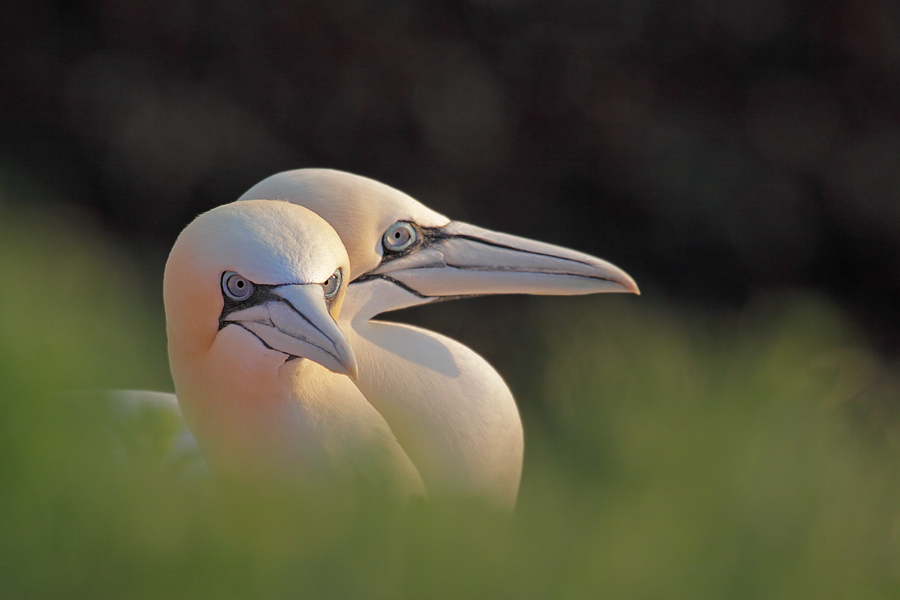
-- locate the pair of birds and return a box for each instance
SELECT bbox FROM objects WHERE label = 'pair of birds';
[152,169,638,509]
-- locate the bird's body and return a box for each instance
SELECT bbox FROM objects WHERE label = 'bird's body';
[164,199,423,498]
[345,306,523,503]
[117,169,637,509]
[237,169,638,508]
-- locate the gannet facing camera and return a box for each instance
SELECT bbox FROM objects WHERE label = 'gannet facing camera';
[164,199,424,498]
[240,169,639,509]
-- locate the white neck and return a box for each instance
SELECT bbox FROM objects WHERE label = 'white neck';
[345,278,430,324]
[171,326,425,496]
[336,294,523,509]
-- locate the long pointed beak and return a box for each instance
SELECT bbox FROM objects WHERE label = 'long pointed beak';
[223,284,359,379]
[369,221,639,298]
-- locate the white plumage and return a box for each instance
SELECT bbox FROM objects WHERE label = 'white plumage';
[164,199,423,497]
[237,169,638,508]
[118,170,638,509]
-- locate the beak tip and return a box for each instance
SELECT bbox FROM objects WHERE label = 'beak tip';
[345,361,359,381]
[335,343,360,381]
[610,273,639,295]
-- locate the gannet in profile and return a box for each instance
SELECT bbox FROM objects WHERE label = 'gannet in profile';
[164,199,424,497]
[238,169,639,509]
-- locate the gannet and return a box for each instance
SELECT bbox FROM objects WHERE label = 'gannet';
[237,169,639,509]
[163,199,424,498]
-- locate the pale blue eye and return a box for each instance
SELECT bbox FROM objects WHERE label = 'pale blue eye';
[222,271,254,301]
[383,222,417,252]
[323,269,342,299]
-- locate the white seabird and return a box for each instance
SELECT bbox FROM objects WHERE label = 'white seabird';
[237,169,639,509]
[163,199,424,498]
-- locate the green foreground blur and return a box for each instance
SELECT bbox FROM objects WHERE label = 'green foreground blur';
[2,207,899,599]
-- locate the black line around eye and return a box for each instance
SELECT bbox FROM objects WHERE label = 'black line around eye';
[218,279,279,327]
[376,223,444,266]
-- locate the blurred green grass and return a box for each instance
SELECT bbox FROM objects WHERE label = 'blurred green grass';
[2,205,899,599]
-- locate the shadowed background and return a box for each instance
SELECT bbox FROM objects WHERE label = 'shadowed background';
[2,1,900,597]
[4,0,900,348]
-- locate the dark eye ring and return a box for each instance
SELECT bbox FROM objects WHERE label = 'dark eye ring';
[383,221,417,252]
[222,271,254,301]
[323,269,342,299]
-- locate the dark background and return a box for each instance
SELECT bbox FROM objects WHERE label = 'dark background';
[3,0,900,352]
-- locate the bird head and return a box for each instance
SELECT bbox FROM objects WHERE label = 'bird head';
[164,199,358,389]
[238,169,639,318]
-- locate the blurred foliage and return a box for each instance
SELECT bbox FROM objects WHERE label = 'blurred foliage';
[3,199,900,598]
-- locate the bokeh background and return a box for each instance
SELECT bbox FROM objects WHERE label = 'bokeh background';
[5,0,900,345]
[3,1,900,597]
